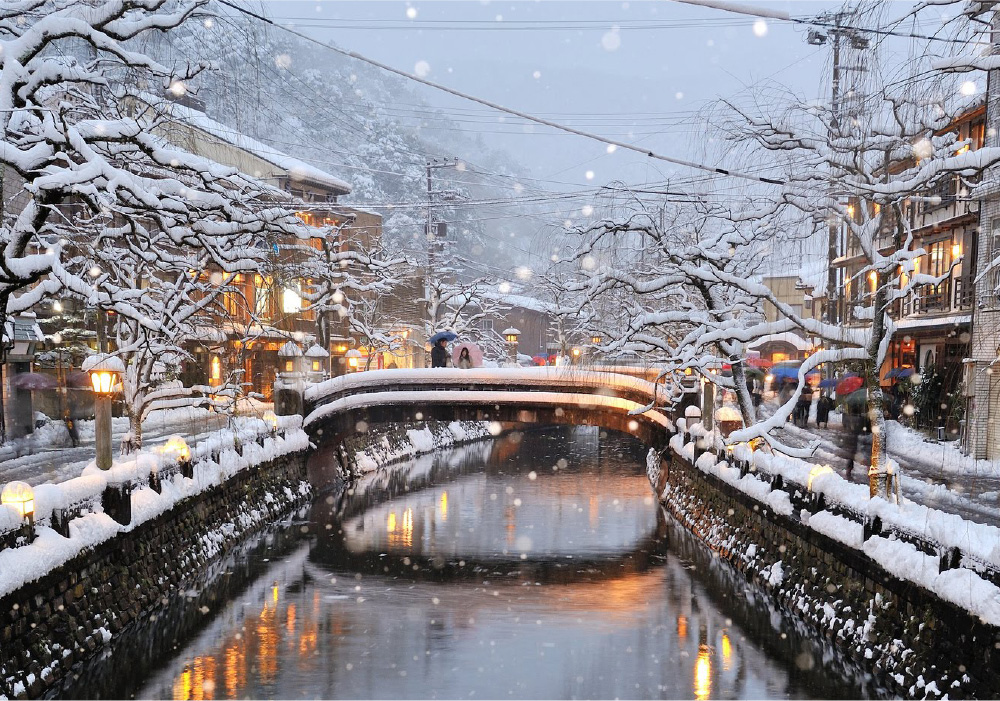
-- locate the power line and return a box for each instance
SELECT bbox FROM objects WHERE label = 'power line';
[215,0,787,188]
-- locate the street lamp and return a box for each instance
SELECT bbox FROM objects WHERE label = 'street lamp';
[82,354,124,471]
[502,327,520,366]
[345,348,362,371]
[1,481,35,526]
[153,435,192,486]
[591,334,602,345]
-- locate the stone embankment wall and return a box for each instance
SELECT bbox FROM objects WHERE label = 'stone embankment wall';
[650,446,1000,700]
[339,420,496,476]
[0,454,309,700]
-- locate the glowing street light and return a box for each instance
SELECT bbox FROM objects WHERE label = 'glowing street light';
[1,481,35,525]
[82,354,125,471]
[502,327,520,366]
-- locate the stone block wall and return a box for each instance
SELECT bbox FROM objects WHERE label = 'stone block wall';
[0,453,310,700]
[652,447,1000,699]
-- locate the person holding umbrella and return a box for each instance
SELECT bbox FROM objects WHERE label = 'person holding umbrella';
[431,338,449,368]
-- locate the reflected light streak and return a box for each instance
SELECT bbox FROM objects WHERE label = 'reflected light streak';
[387,511,397,533]
[440,491,448,521]
[677,615,688,639]
[721,633,732,671]
[694,644,712,700]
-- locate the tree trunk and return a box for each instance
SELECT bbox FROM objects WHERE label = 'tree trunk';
[866,274,892,499]
[730,359,757,430]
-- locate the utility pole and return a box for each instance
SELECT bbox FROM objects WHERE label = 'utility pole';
[422,158,458,361]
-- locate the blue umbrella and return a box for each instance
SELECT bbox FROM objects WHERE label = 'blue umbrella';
[818,377,838,388]
[429,330,458,344]
[770,364,819,381]
[883,367,914,380]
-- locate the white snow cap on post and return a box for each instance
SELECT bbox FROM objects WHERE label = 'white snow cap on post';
[81,354,126,374]
[684,405,702,418]
[502,327,521,336]
[304,344,329,358]
[278,341,303,358]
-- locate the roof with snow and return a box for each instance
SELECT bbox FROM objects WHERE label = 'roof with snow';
[144,93,352,195]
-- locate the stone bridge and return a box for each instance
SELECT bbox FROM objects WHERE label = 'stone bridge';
[302,367,679,451]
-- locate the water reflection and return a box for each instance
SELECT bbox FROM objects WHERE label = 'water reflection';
[129,428,870,700]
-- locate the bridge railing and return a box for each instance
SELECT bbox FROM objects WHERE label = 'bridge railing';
[305,366,681,413]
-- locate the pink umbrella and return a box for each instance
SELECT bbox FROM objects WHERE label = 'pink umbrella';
[452,342,483,368]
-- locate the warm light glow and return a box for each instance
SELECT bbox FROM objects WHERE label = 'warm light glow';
[272,584,279,604]
[387,511,397,532]
[282,287,302,313]
[348,357,358,369]
[285,360,294,372]
[312,360,321,372]
[505,333,519,343]
[808,464,834,490]
[846,204,855,216]
[211,356,221,381]
[337,345,347,353]
[1,481,34,519]
[591,334,602,345]
[52,300,63,312]
[952,243,962,258]
[721,633,733,670]
[440,491,448,521]
[160,435,191,464]
[572,348,581,357]
[684,368,692,376]
[694,644,712,701]
[90,370,117,395]
[262,410,278,432]
[677,615,688,639]
[765,373,774,383]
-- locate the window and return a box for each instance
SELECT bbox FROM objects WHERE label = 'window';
[282,285,302,314]
[254,275,273,320]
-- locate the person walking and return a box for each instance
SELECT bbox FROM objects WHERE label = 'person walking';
[457,347,473,369]
[431,338,449,368]
[816,392,834,428]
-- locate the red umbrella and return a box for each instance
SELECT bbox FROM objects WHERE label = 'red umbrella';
[836,375,864,396]
[747,357,773,369]
[531,355,547,366]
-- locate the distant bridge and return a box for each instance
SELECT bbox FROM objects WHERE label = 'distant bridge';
[302,367,678,450]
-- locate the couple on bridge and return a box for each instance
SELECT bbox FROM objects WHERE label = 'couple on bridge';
[431,337,474,369]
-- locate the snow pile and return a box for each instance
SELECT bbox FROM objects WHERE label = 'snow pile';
[0,417,309,599]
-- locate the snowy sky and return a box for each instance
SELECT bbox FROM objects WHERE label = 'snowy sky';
[264,0,853,189]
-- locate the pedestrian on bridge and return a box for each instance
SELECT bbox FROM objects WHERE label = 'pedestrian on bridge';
[431,338,450,368]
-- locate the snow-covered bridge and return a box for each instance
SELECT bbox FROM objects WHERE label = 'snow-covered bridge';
[303,367,678,450]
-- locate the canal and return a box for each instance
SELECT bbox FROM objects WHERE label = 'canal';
[67,427,878,699]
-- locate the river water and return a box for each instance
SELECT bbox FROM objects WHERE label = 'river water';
[101,427,873,700]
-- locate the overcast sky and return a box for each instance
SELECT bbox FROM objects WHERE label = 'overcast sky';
[261,0,856,190]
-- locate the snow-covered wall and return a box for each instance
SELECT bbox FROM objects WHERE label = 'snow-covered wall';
[0,444,311,700]
[650,434,1000,699]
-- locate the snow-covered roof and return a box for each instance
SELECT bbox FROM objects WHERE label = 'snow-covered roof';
[895,314,971,331]
[144,93,352,195]
[278,341,302,357]
[304,344,329,358]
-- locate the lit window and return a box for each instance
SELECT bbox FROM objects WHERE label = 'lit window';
[282,287,302,313]
[211,356,221,380]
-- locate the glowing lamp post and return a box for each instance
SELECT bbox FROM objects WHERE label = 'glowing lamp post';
[345,348,362,372]
[153,435,192,488]
[262,409,279,434]
[82,354,124,471]
[2,481,35,525]
[502,327,520,366]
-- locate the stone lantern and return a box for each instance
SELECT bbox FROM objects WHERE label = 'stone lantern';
[304,344,330,383]
[275,341,304,417]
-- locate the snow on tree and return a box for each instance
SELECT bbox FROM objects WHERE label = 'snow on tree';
[0,0,308,444]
